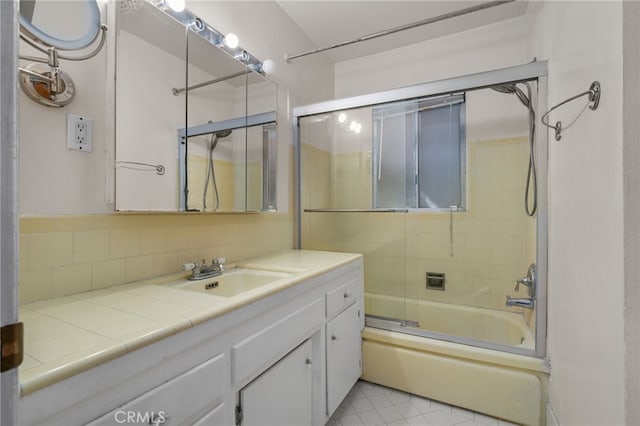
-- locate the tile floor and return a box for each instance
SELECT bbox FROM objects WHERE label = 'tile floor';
[326,380,518,426]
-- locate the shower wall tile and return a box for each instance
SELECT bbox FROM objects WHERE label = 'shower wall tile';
[19,213,293,303]
[303,136,536,315]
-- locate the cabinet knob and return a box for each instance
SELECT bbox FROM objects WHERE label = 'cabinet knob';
[305,358,313,365]
[331,335,338,341]
[344,292,350,298]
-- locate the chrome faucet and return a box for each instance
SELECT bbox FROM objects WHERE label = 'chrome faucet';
[505,295,534,309]
[506,263,536,310]
[182,257,226,280]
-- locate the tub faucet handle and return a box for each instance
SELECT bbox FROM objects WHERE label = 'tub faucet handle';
[515,277,531,292]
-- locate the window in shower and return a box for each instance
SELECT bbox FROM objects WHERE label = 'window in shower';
[372,94,466,210]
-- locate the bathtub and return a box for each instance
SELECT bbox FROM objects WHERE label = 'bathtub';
[362,294,549,425]
[364,293,535,349]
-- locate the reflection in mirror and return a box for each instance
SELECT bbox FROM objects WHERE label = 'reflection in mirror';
[181,34,278,212]
[114,1,278,212]
[115,2,185,211]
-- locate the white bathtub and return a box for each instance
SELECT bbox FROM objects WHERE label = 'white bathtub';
[362,294,548,425]
[364,293,535,349]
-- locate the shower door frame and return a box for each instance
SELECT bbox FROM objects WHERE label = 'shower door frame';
[292,61,549,358]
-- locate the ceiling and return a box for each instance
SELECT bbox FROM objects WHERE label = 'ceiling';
[276,0,529,63]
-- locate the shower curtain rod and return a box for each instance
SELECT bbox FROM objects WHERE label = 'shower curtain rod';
[285,0,515,63]
[172,70,247,95]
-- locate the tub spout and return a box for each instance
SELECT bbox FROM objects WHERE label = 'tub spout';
[505,295,534,309]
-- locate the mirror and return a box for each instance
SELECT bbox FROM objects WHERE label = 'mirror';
[114,2,278,212]
[19,0,101,50]
[18,0,106,108]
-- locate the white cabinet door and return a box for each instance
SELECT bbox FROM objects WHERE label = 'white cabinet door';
[326,302,362,416]
[240,339,313,426]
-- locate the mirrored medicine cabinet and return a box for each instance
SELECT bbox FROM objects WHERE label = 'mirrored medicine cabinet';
[114,1,278,212]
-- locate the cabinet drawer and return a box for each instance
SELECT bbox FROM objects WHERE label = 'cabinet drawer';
[232,298,323,385]
[87,354,227,426]
[192,402,225,426]
[326,278,359,319]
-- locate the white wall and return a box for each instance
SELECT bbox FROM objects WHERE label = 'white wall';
[19,1,334,215]
[527,2,626,425]
[335,16,528,98]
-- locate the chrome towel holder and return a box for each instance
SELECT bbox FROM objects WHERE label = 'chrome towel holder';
[541,81,601,141]
[116,161,165,175]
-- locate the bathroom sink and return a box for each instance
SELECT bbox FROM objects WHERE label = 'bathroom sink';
[165,269,294,297]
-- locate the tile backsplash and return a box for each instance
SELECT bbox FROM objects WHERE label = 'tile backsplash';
[19,213,293,303]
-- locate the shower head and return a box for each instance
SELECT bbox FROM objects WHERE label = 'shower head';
[491,83,518,94]
[208,129,232,152]
[491,82,531,108]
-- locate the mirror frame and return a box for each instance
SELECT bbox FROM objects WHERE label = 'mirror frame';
[19,0,101,50]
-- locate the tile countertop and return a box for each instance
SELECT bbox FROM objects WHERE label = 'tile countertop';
[19,250,361,397]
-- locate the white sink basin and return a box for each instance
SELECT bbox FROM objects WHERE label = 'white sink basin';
[165,269,293,297]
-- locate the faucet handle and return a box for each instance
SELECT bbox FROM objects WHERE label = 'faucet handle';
[181,262,198,272]
[515,277,531,292]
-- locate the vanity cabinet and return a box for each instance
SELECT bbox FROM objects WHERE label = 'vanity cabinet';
[239,339,313,426]
[87,353,228,426]
[326,288,363,416]
[19,255,363,426]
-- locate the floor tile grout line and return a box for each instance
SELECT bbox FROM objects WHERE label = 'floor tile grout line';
[329,380,513,426]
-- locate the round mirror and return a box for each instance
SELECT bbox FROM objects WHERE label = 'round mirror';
[19,0,101,50]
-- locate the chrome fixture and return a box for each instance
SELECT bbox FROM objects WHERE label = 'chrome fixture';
[541,81,601,141]
[172,71,246,96]
[18,0,108,107]
[182,257,226,280]
[491,80,537,217]
[285,0,514,62]
[143,0,268,73]
[515,263,536,297]
[505,296,534,309]
[203,129,233,211]
[115,161,165,175]
[506,263,536,310]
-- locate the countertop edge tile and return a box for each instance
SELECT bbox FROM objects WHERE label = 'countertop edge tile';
[20,340,127,396]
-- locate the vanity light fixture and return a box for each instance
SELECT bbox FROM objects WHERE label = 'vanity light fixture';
[234,50,251,63]
[165,0,185,12]
[223,33,239,49]
[260,58,276,75]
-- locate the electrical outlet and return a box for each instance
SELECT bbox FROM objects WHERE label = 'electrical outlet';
[66,114,93,152]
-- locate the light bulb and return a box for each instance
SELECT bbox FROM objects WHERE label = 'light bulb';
[165,0,185,12]
[349,121,357,131]
[224,33,239,49]
[355,123,362,134]
[338,113,346,123]
[261,59,275,75]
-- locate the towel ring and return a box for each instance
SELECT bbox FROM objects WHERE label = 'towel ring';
[541,81,601,141]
